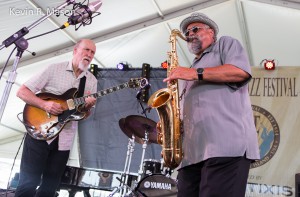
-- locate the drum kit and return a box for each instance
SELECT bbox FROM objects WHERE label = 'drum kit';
[108,115,178,197]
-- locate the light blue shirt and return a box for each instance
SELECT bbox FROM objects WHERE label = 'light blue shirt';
[180,36,260,168]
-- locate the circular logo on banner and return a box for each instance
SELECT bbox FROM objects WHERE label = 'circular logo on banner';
[250,105,280,168]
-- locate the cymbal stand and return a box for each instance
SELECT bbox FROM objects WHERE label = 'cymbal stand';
[109,135,135,197]
[137,131,149,182]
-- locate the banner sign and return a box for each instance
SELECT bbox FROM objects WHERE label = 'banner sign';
[247,67,300,197]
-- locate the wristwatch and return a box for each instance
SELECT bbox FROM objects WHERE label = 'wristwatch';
[197,68,204,80]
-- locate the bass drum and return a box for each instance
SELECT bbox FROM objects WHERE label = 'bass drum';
[135,174,177,197]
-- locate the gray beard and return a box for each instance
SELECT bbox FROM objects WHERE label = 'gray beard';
[78,60,88,72]
[187,36,202,55]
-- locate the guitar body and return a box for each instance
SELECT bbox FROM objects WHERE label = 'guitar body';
[21,78,148,140]
[23,88,85,140]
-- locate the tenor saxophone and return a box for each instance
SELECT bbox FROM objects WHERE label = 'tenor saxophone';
[148,29,185,169]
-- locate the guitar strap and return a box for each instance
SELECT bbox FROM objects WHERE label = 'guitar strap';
[77,76,86,97]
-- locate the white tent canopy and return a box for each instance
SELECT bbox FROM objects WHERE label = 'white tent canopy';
[0,0,300,180]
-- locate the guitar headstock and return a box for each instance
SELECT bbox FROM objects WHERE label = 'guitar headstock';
[128,78,149,89]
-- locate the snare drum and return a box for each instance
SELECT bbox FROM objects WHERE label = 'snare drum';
[142,159,162,176]
[135,174,177,197]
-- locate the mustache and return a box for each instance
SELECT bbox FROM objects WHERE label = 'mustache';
[186,35,202,42]
[83,57,91,62]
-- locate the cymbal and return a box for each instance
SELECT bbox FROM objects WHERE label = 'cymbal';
[119,118,144,144]
[124,115,157,144]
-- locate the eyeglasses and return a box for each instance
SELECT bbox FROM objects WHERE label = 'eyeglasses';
[184,26,208,37]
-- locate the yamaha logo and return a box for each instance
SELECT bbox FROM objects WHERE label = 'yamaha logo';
[250,105,280,168]
[143,181,172,190]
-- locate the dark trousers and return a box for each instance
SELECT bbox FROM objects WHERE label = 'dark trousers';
[14,134,70,197]
[177,155,251,197]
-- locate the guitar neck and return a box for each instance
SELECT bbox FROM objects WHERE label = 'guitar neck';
[65,78,146,110]
[73,82,131,107]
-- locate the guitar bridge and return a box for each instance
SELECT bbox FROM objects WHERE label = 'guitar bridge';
[41,121,57,131]
[67,99,75,110]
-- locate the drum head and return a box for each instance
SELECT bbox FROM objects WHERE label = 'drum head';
[135,174,177,197]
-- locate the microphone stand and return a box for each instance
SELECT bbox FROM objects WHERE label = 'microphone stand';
[0,0,75,121]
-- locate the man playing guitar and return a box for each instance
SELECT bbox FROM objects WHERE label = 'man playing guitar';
[14,39,97,197]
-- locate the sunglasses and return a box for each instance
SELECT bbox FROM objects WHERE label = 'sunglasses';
[184,26,208,37]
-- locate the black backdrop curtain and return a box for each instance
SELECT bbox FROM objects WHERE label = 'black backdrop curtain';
[78,68,167,173]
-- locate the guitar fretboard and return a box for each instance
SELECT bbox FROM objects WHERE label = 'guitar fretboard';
[73,82,130,106]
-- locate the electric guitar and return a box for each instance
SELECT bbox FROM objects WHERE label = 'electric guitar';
[22,78,148,140]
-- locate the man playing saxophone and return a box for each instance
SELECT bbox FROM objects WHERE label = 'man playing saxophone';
[163,12,260,197]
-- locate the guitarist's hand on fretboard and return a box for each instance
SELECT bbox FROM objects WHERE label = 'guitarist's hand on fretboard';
[77,96,96,119]
[83,95,97,111]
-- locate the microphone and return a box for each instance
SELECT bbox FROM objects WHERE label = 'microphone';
[61,0,102,29]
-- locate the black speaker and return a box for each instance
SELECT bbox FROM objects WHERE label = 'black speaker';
[295,173,300,197]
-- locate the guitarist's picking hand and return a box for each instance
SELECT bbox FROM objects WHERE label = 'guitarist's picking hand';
[44,101,63,115]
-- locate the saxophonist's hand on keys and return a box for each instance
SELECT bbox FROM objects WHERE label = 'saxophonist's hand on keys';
[163,66,198,82]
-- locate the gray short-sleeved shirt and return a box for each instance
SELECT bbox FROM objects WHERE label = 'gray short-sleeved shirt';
[24,61,97,150]
[180,36,260,168]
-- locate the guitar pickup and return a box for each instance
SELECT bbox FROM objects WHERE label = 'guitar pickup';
[67,99,75,110]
